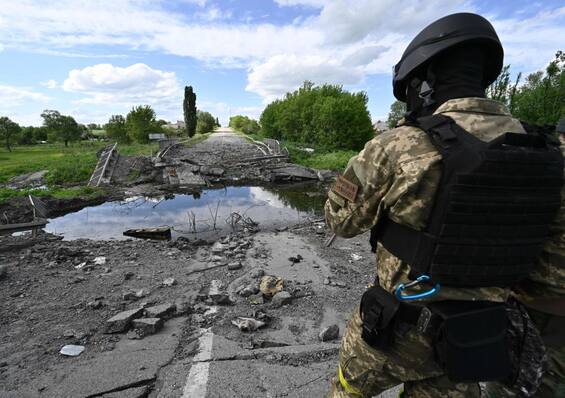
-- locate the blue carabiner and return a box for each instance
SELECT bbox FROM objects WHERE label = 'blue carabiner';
[395,275,440,301]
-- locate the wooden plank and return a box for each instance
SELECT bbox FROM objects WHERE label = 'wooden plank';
[0,219,48,235]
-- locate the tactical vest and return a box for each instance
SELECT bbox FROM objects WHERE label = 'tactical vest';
[370,115,563,287]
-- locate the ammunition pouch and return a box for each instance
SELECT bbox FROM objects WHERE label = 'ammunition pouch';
[360,285,399,349]
[429,301,511,382]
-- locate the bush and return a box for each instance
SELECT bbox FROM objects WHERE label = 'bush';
[259,82,373,151]
[229,115,260,135]
[196,111,217,134]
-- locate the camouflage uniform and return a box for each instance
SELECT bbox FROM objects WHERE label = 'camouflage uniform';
[325,97,541,397]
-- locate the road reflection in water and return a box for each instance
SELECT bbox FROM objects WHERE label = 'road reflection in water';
[46,184,327,240]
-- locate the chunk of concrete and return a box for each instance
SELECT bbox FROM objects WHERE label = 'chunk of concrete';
[144,303,176,319]
[319,324,339,342]
[105,308,144,333]
[271,291,292,308]
[132,318,163,336]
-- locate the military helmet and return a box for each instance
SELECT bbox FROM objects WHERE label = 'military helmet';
[393,13,503,101]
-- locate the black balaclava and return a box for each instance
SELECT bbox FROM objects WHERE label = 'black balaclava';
[405,44,487,119]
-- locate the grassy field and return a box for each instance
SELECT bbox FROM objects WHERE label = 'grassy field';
[0,141,159,204]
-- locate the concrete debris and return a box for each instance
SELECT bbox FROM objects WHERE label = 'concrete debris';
[250,268,265,278]
[93,256,107,265]
[162,277,177,287]
[105,308,144,333]
[123,271,135,280]
[319,324,340,342]
[135,288,150,298]
[60,344,85,357]
[122,292,137,301]
[350,253,363,261]
[144,303,176,319]
[231,317,266,332]
[239,284,259,297]
[259,275,284,298]
[0,264,8,280]
[248,293,264,305]
[271,291,292,308]
[227,261,242,270]
[132,318,163,336]
[209,279,232,305]
[288,254,303,264]
[7,170,48,189]
[211,242,227,254]
[200,166,225,176]
[87,299,104,309]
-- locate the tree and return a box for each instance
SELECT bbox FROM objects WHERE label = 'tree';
[33,126,48,142]
[215,117,220,127]
[40,110,81,147]
[259,82,373,150]
[229,115,260,135]
[183,86,197,137]
[386,100,407,129]
[125,105,162,144]
[18,126,35,145]
[105,115,130,143]
[486,65,521,113]
[0,117,21,151]
[87,123,99,130]
[196,111,217,134]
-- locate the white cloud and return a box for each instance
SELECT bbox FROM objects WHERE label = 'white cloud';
[247,54,364,102]
[0,85,50,107]
[41,79,58,89]
[63,63,180,106]
[0,43,4,52]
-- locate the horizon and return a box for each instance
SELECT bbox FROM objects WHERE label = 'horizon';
[1,0,564,127]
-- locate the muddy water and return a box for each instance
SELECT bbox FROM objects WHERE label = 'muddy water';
[46,184,327,240]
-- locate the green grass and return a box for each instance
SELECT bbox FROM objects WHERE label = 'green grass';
[0,141,158,204]
[0,186,107,205]
[284,142,355,170]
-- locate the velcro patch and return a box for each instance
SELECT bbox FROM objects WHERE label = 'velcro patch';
[332,175,359,202]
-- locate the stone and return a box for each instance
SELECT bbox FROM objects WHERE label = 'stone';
[250,268,264,278]
[227,261,242,270]
[248,293,264,305]
[323,278,331,285]
[122,292,137,301]
[211,242,227,254]
[350,253,363,261]
[335,281,347,288]
[319,324,339,342]
[135,288,150,298]
[162,277,177,287]
[211,255,224,263]
[93,256,106,265]
[63,329,77,338]
[271,291,292,308]
[144,303,176,319]
[105,308,144,333]
[123,271,135,280]
[231,317,266,332]
[59,345,85,357]
[174,298,192,316]
[240,284,259,297]
[0,265,7,280]
[132,318,163,336]
[260,276,284,297]
[87,300,103,309]
[200,166,225,176]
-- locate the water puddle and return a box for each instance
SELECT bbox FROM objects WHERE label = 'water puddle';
[46,184,327,240]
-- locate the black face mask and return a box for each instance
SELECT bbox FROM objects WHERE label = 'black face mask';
[405,45,487,119]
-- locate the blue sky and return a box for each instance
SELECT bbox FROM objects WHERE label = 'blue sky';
[0,0,563,126]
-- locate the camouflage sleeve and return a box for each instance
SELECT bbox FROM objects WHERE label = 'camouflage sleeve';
[324,138,394,238]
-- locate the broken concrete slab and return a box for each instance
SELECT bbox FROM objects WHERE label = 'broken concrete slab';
[7,170,48,189]
[200,166,225,176]
[271,291,292,308]
[105,308,144,333]
[144,303,176,319]
[319,324,339,342]
[270,163,319,181]
[132,318,163,336]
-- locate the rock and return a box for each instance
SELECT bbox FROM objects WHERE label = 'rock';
[135,288,150,298]
[105,308,144,333]
[209,280,232,305]
[132,318,163,336]
[122,292,137,301]
[93,256,106,265]
[7,170,48,189]
[323,278,331,285]
[231,317,266,332]
[124,271,135,280]
[227,261,242,270]
[240,284,259,297]
[271,291,292,308]
[87,300,103,309]
[163,277,177,287]
[335,281,347,288]
[248,293,264,305]
[63,329,77,338]
[319,324,340,342]
[126,330,142,340]
[174,298,192,315]
[350,253,363,261]
[144,303,176,319]
[0,265,7,280]
[200,166,225,176]
[73,276,86,284]
[250,268,264,278]
[211,242,227,254]
[288,255,303,264]
[260,276,284,297]
[60,345,85,357]
[210,255,225,263]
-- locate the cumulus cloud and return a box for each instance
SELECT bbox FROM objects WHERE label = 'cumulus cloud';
[0,85,50,107]
[62,63,180,107]
[41,79,58,89]
[247,54,364,102]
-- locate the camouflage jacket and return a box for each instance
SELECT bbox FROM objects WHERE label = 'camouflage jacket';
[325,97,564,302]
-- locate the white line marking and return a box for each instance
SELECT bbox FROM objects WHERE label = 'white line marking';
[182,329,214,398]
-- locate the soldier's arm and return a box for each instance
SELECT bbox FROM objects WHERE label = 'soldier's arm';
[324,138,394,238]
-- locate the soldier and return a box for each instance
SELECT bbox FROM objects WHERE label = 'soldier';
[325,13,563,398]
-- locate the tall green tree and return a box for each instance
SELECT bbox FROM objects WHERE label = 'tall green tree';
[259,82,373,151]
[0,117,21,151]
[183,86,197,137]
[125,105,162,144]
[196,111,217,134]
[104,114,130,143]
[18,126,35,145]
[386,100,407,129]
[40,110,81,147]
[229,115,260,134]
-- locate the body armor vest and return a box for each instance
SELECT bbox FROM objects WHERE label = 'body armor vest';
[370,115,563,287]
